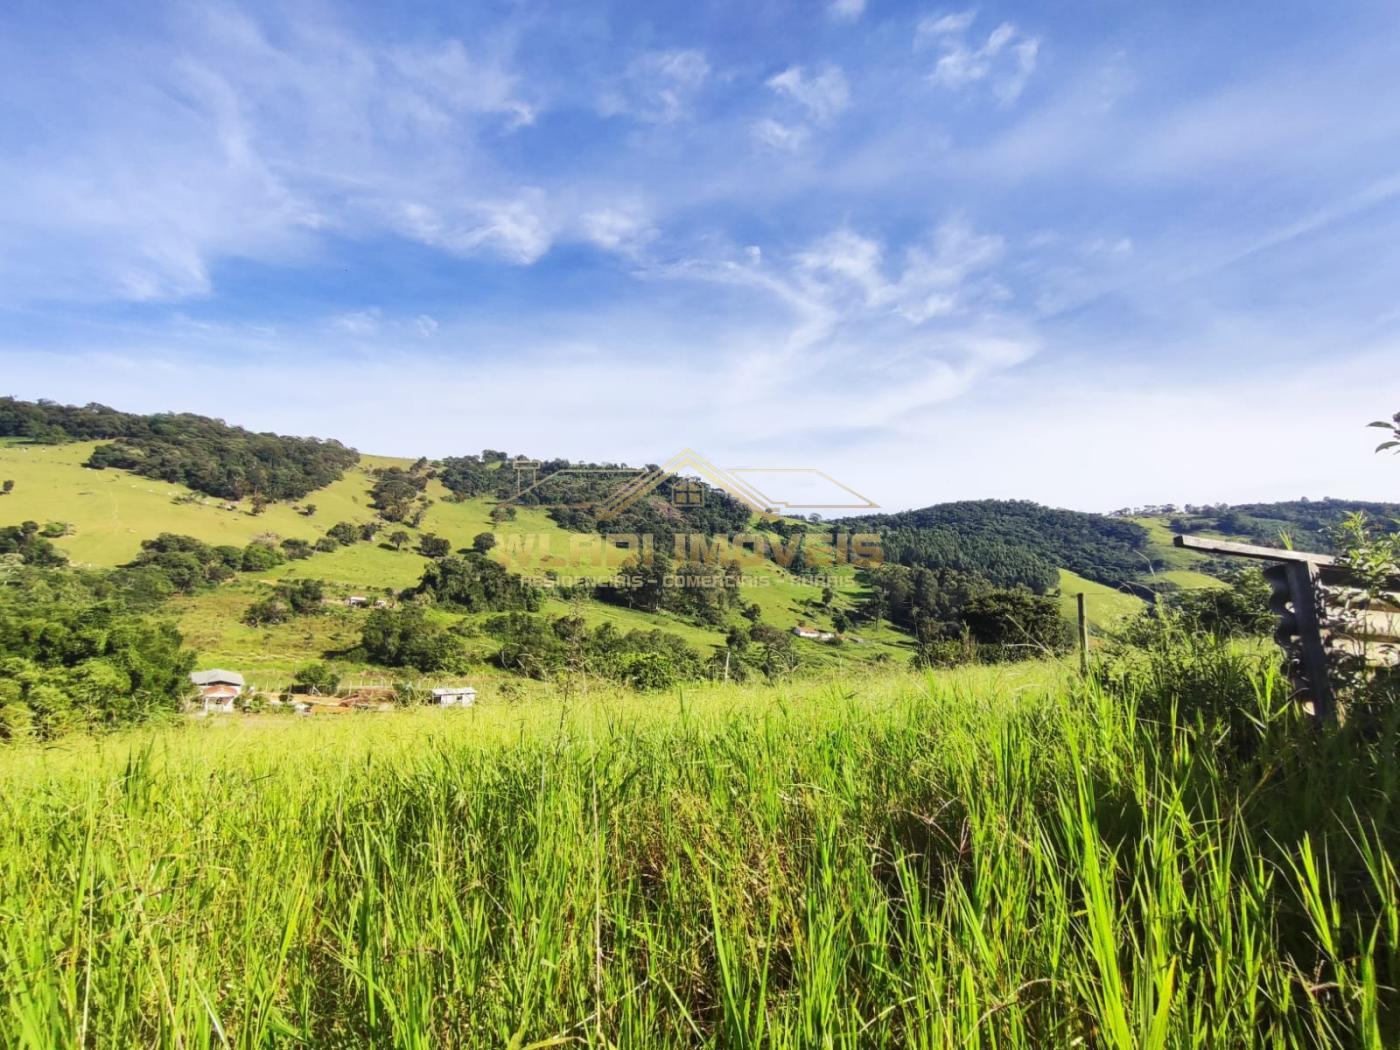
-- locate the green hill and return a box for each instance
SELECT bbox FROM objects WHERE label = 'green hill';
[0,399,1274,691]
[1,435,914,684]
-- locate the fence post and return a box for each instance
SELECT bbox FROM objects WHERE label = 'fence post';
[1283,561,1338,724]
[1077,592,1089,676]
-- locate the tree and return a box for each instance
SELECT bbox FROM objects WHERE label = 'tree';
[472,532,497,554]
[414,554,541,611]
[243,596,290,626]
[327,521,359,546]
[281,537,313,560]
[389,530,411,551]
[1159,569,1276,637]
[242,579,323,626]
[241,541,284,572]
[249,494,269,516]
[417,533,452,559]
[300,503,317,517]
[293,662,340,695]
[314,536,338,553]
[961,590,1070,662]
[0,602,195,739]
[0,525,67,567]
[1,480,12,495]
[1,397,359,500]
[360,605,465,672]
[1369,411,1400,454]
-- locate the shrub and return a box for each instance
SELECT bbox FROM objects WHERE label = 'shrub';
[241,541,284,572]
[360,605,465,672]
[293,662,341,696]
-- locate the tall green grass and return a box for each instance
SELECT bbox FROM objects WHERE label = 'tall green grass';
[0,661,1396,1047]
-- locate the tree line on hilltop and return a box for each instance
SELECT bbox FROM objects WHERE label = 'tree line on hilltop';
[0,397,359,501]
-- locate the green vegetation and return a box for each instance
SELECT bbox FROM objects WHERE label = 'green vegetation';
[413,552,542,612]
[0,521,68,567]
[1,655,1398,1045]
[1163,498,1400,553]
[358,604,470,672]
[1055,569,1145,630]
[1,399,1357,707]
[242,577,325,626]
[0,441,405,567]
[847,499,1154,588]
[0,397,359,500]
[0,567,193,739]
[491,612,707,687]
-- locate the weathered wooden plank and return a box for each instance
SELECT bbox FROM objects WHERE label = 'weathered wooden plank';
[1285,560,1337,722]
[1173,534,1336,565]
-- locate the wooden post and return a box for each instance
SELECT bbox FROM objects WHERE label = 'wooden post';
[1077,592,1089,676]
[1284,560,1337,724]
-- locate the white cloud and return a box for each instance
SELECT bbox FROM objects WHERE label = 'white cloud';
[918,12,1040,103]
[792,220,1004,322]
[0,5,556,304]
[388,38,536,128]
[600,49,710,124]
[330,309,382,336]
[829,0,866,19]
[751,118,811,151]
[579,207,657,256]
[754,65,850,152]
[382,193,554,264]
[767,65,851,121]
[917,10,977,38]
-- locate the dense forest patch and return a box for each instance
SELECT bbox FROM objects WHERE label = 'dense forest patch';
[0,397,359,501]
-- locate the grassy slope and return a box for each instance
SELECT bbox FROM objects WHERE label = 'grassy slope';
[86,465,908,681]
[9,441,1212,679]
[2,663,1395,1047]
[0,440,408,566]
[1055,569,1144,632]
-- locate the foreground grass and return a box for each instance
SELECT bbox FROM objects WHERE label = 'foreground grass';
[0,664,1397,1047]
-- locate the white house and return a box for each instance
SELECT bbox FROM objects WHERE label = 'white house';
[432,687,477,707]
[189,669,245,713]
[792,626,836,642]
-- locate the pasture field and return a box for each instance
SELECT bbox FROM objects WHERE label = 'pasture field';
[1,660,1396,1048]
[1055,569,1144,631]
[0,442,412,566]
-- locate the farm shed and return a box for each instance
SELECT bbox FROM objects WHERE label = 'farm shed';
[432,687,477,707]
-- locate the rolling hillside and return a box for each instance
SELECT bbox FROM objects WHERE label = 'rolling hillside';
[1,436,914,684]
[1,401,1286,690]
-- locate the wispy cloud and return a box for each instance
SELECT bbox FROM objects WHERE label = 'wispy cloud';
[828,0,867,20]
[767,65,851,121]
[753,64,850,150]
[917,11,1039,103]
[751,118,812,151]
[599,49,711,123]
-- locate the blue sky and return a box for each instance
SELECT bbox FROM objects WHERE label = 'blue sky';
[3,0,1399,512]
